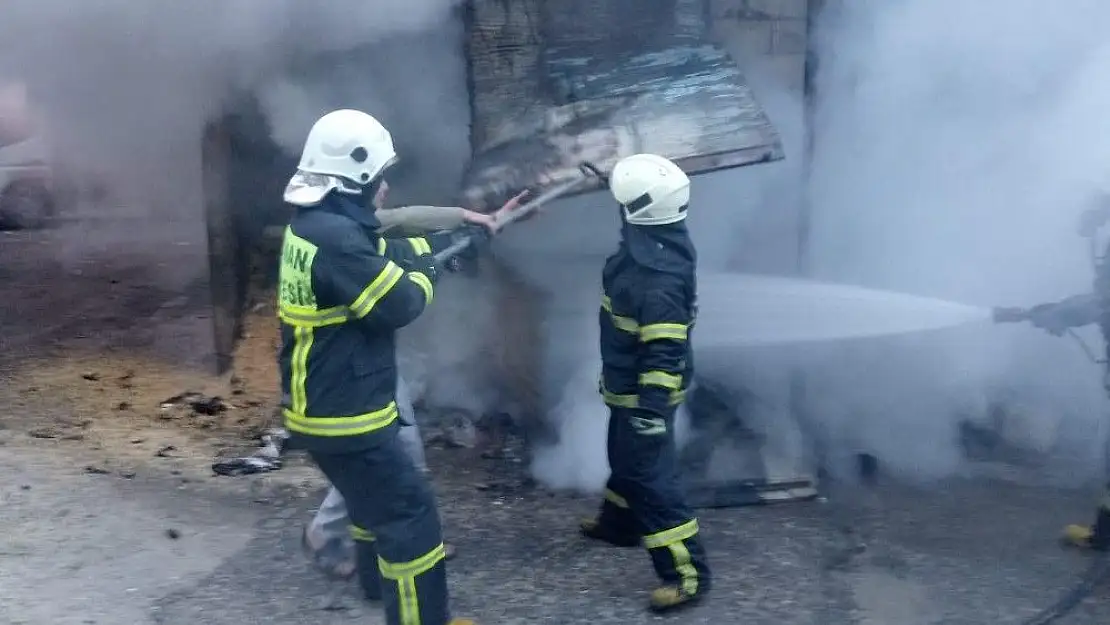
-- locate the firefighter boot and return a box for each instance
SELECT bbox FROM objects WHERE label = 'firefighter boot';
[649,584,704,614]
[579,517,640,548]
[1056,497,1110,550]
[1061,501,1110,551]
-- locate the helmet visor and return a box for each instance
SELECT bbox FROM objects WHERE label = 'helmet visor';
[283,171,338,207]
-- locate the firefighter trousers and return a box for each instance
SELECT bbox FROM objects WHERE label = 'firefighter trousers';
[596,405,710,594]
[309,377,427,545]
[310,420,451,625]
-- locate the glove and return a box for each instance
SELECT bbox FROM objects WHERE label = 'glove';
[452,224,490,260]
[408,253,441,285]
[1027,303,1069,336]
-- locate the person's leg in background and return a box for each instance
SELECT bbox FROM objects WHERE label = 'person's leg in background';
[396,376,428,473]
[302,486,357,579]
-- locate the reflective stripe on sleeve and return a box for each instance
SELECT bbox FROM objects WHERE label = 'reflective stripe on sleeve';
[407,272,433,304]
[639,370,683,390]
[639,322,688,342]
[350,263,405,319]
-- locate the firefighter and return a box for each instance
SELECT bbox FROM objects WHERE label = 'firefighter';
[277,108,473,625]
[579,153,711,612]
[303,188,530,585]
[996,200,1110,552]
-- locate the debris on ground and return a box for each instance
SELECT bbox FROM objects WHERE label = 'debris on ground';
[161,392,228,416]
[441,413,478,449]
[211,427,288,477]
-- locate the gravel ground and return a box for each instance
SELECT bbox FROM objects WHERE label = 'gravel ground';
[3,425,1110,625]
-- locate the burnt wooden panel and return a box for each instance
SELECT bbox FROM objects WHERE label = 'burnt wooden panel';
[462,0,784,208]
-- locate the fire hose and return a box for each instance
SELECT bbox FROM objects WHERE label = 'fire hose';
[992,306,1110,624]
[212,164,604,478]
[432,165,602,264]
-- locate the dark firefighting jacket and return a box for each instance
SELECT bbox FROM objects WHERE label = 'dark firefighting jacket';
[598,220,697,417]
[277,193,453,453]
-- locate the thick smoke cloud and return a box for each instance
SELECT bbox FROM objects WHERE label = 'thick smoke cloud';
[805,0,1110,482]
[0,0,467,228]
[529,0,1110,492]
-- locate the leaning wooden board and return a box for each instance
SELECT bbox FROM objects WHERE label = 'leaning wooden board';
[460,0,785,208]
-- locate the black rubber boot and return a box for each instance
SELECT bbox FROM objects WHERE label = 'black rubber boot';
[579,517,640,548]
[1089,503,1110,551]
[356,540,383,601]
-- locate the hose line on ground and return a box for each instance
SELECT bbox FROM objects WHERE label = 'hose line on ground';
[1020,551,1110,625]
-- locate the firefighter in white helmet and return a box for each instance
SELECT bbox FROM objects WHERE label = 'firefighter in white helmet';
[277,109,474,625]
[579,153,711,612]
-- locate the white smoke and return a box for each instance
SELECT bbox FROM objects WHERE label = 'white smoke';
[524,0,1110,492]
[0,0,468,223]
[804,0,1110,482]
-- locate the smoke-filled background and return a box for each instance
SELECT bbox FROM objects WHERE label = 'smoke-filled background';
[527,0,1110,492]
[0,0,469,237]
[6,0,1110,492]
[800,0,1110,484]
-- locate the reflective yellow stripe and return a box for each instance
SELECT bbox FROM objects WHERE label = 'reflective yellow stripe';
[600,295,639,333]
[349,525,375,542]
[290,326,314,415]
[278,304,350,327]
[283,402,399,437]
[601,386,687,408]
[667,542,699,595]
[378,543,447,625]
[639,370,682,390]
[406,237,432,255]
[640,322,688,342]
[644,520,701,596]
[350,262,405,319]
[377,238,388,255]
[602,388,639,408]
[604,488,629,508]
[407,272,433,304]
[643,519,699,549]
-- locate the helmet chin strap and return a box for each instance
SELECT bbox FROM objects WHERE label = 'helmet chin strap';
[333,175,383,204]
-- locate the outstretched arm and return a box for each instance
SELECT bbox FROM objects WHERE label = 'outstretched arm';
[320,231,435,331]
[1026,294,1101,335]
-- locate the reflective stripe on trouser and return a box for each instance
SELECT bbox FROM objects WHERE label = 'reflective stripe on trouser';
[597,406,710,591]
[309,376,427,546]
[310,421,451,625]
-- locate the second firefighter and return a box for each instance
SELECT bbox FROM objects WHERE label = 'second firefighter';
[580,153,711,612]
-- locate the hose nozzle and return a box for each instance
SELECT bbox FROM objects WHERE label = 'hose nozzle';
[991,306,1029,324]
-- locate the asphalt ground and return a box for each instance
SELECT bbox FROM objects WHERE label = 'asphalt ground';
[3,427,1110,625]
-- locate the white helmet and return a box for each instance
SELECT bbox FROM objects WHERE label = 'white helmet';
[609,153,690,226]
[283,109,398,207]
